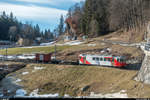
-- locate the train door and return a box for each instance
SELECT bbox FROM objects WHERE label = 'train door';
[83,56,86,64]
[104,57,112,66]
[111,58,115,66]
[95,57,100,65]
[39,54,44,61]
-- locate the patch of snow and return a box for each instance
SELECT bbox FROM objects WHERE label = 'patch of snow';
[40,41,55,46]
[8,90,11,93]
[0,55,16,59]
[0,55,35,60]
[15,79,22,83]
[22,72,29,75]
[15,89,27,96]
[87,44,96,47]
[29,89,39,96]
[17,55,35,60]
[120,90,126,93]
[29,89,59,97]
[18,45,52,49]
[0,94,3,97]
[64,94,70,98]
[107,48,111,52]
[64,40,84,45]
[7,56,16,59]
[79,90,128,98]
[34,67,45,70]
[101,50,105,53]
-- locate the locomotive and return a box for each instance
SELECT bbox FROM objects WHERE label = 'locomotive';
[79,54,127,67]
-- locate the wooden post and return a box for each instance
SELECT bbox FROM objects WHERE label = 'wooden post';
[6,47,7,60]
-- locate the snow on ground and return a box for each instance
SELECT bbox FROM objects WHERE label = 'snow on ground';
[107,48,112,52]
[0,54,35,60]
[34,67,45,70]
[20,40,83,48]
[19,45,50,49]
[32,67,45,72]
[79,90,128,98]
[40,41,55,46]
[15,89,27,96]
[15,79,22,83]
[1,40,84,50]
[87,44,96,47]
[17,55,35,60]
[64,94,70,98]
[0,78,128,99]
[64,40,84,46]
[0,94,3,97]
[29,89,59,97]
[22,72,29,75]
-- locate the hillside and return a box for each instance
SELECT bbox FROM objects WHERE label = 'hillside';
[0,63,150,98]
[0,30,148,98]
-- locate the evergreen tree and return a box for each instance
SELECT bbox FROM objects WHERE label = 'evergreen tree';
[58,15,64,35]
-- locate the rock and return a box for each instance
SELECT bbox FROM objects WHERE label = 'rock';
[81,85,90,92]
[136,55,150,84]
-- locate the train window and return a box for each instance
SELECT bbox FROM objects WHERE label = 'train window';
[117,59,120,62]
[100,58,103,61]
[79,57,82,60]
[120,59,124,62]
[104,58,106,61]
[107,58,111,61]
[112,58,114,62]
[93,57,96,60]
[96,58,99,61]
[120,59,122,62]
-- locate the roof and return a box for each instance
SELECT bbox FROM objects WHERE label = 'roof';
[79,54,126,58]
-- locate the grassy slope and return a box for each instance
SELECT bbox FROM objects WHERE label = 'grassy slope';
[0,45,72,55]
[7,63,150,98]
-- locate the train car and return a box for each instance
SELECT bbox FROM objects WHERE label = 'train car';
[35,53,51,63]
[79,54,127,67]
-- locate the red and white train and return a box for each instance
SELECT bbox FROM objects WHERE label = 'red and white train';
[79,54,127,67]
[35,53,127,68]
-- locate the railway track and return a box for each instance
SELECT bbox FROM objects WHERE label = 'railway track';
[1,59,79,66]
[0,58,141,70]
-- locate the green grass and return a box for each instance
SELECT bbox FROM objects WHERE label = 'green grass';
[0,45,72,55]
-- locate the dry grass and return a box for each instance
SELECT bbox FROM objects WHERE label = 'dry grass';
[7,63,150,98]
[55,40,144,62]
[0,45,72,55]
[94,29,145,43]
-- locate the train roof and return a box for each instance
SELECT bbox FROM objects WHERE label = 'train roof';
[79,54,126,58]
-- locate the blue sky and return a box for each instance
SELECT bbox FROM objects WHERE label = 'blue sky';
[0,0,84,31]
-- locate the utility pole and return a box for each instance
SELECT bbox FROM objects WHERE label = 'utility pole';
[6,47,7,60]
[54,31,56,61]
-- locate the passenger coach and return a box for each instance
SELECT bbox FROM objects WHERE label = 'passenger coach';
[79,54,127,67]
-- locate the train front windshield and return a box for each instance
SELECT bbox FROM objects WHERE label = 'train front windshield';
[120,58,126,63]
[117,58,126,63]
